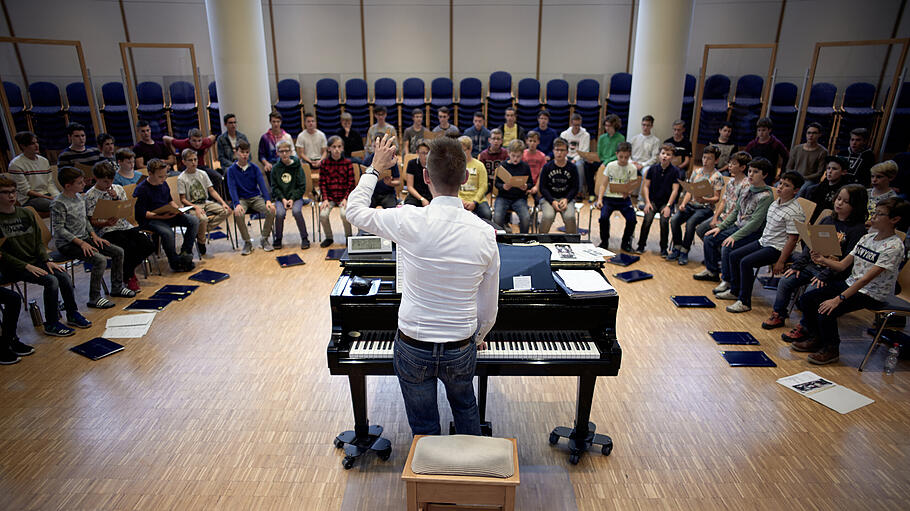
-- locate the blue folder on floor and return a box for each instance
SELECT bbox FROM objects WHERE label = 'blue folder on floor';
[498,244,555,291]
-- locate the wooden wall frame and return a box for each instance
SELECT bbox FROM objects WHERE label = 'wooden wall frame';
[794,38,910,155]
[118,42,208,140]
[690,43,778,157]
[0,37,101,154]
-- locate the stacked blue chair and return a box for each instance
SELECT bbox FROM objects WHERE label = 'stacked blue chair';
[457,78,483,131]
[372,78,399,130]
[836,82,877,149]
[3,82,31,134]
[314,78,341,135]
[27,82,68,150]
[343,78,370,134]
[545,79,571,133]
[100,82,132,144]
[729,74,764,146]
[768,82,799,149]
[680,74,696,138]
[605,73,632,136]
[400,78,426,129]
[885,82,910,152]
[136,81,168,140]
[516,78,542,130]
[429,78,454,129]
[64,82,99,142]
[485,71,513,129]
[207,81,221,135]
[697,74,731,144]
[168,81,199,139]
[274,79,303,137]
[574,79,601,136]
[802,82,837,144]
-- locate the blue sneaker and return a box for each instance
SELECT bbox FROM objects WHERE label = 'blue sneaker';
[678,252,689,265]
[44,321,76,337]
[65,312,92,329]
[666,249,680,260]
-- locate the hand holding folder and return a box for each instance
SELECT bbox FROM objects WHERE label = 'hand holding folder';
[152,204,193,215]
[91,199,133,221]
[495,166,530,189]
[576,150,600,163]
[607,177,641,195]
[794,220,841,256]
[679,179,714,201]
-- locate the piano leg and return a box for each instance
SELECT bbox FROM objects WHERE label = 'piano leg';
[334,374,392,469]
[448,374,493,436]
[548,375,613,464]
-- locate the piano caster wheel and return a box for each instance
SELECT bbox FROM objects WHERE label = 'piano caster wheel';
[377,448,392,461]
[569,454,580,465]
[601,443,613,456]
[342,456,355,470]
[334,438,345,449]
[549,433,560,445]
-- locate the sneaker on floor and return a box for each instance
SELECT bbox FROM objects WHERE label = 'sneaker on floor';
[715,290,737,300]
[782,324,809,343]
[241,242,253,256]
[677,252,689,265]
[713,281,730,294]
[666,249,680,261]
[87,296,115,309]
[9,338,34,356]
[66,312,92,329]
[126,276,140,292]
[808,349,840,365]
[261,239,274,252]
[762,312,786,329]
[273,239,283,250]
[45,321,76,337]
[110,287,136,298]
[0,347,20,365]
[693,269,720,282]
[300,239,311,250]
[726,300,751,313]
[791,338,823,352]
[320,238,334,248]
[196,241,207,257]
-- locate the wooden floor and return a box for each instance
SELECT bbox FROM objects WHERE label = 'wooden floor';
[1,207,909,510]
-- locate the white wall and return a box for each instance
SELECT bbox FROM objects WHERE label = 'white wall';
[0,0,906,113]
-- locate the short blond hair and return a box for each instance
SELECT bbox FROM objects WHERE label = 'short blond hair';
[507,139,525,153]
[871,160,898,180]
[458,135,472,152]
[277,140,293,152]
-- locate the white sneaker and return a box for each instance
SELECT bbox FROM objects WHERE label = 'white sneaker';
[726,300,752,313]
[713,280,730,294]
[241,242,253,256]
[715,290,737,300]
[261,238,274,252]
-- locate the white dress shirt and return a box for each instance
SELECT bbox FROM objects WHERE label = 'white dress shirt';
[628,133,661,168]
[346,172,500,343]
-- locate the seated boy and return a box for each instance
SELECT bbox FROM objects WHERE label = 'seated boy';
[493,140,534,233]
[744,117,789,183]
[838,127,876,187]
[786,197,909,365]
[165,128,222,193]
[804,155,854,222]
[270,141,310,249]
[522,131,547,196]
[867,160,898,221]
[717,171,805,313]
[404,142,432,207]
[539,138,579,234]
[366,106,397,155]
[362,151,401,209]
[702,157,775,291]
[8,131,59,213]
[595,141,637,250]
[177,149,232,256]
[318,136,356,247]
[403,109,429,155]
[226,140,276,255]
[85,161,156,292]
[694,151,752,277]
[52,167,135,309]
[432,106,460,137]
[598,114,625,167]
[0,284,29,365]
[711,122,735,173]
[663,120,692,169]
[294,113,327,169]
[0,176,89,336]
[668,145,724,265]
[134,159,200,271]
[463,111,491,157]
[113,148,143,186]
[637,144,682,256]
[457,136,492,220]
[531,110,558,156]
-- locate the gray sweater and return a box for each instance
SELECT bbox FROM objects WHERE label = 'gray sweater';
[51,192,91,247]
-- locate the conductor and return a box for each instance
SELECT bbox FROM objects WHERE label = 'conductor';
[346,134,500,436]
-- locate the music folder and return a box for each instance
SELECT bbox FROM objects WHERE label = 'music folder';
[495,166,531,188]
[794,221,841,256]
[670,295,715,308]
[576,149,600,163]
[124,298,171,312]
[720,350,776,367]
[91,199,133,220]
[152,204,193,215]
[277,253,305,267]
[608,178,641,195]
[608,253,639,266]
[613,269,652,283]
[679,179,714,200]
[70,337,124,360]
[188,269,230,284]
[709,331,759,345]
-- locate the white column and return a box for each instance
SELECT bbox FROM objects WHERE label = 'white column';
[627,0,695,142]
[205,0,272,160]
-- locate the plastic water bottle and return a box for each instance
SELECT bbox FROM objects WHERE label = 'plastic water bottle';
[884,343,899,375]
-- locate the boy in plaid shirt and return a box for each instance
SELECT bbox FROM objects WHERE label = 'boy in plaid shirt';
[318,136,356,247]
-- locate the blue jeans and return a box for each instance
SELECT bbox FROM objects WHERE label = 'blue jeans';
[638,207,672,252]
[728,240,780,306]
[670,205,712,251]
[773,270,817,315]
[143,214,199,268]
[473,201,492,220]
[274,198,309,243]
[393,332,481,436]
[493,196,530,233]
[599,197,636,247]
[703,227,761,276]
[798,281,882,351]
[5,263,77,323]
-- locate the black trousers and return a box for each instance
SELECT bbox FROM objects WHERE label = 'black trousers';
[102,228,156,280]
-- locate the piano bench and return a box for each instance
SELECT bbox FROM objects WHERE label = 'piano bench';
[402,435,520,511]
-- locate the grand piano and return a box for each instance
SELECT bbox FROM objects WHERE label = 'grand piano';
[326,233,622,468]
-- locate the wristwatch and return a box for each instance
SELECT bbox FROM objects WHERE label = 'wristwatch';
[364,166,380,178]
[838,294,847,301]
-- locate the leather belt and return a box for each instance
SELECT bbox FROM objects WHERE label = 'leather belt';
[397,330,472,351]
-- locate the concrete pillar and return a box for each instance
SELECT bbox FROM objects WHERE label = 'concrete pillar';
[205,0,272,161]
[627,0,695,144]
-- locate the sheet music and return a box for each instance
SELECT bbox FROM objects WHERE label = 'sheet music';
[554,269,615,293]
[777,371,874,414]
[106,312,157,328]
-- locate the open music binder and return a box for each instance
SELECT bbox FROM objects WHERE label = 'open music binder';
[553,269,617,299]
[70,337,124,360]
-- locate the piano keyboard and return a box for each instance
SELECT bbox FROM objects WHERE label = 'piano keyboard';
[346,331,601,360]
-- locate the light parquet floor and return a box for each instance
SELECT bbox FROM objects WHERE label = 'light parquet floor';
[1,206,909,510]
